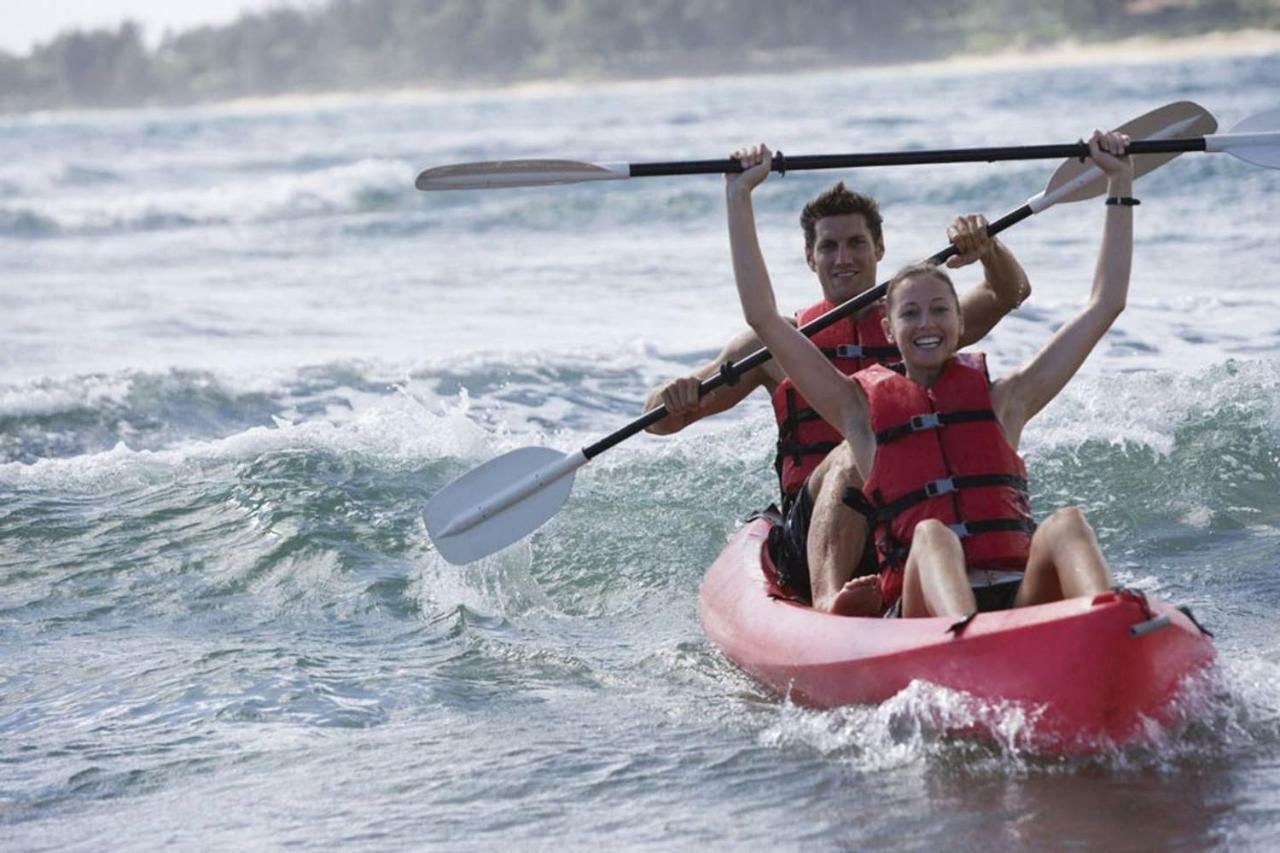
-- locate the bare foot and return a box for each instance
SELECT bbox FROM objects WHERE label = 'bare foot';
[828,575,882,617]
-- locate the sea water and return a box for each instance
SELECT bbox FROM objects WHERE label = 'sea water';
[2,50,1280,850]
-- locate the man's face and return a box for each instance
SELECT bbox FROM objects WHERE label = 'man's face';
[806,214,885,304]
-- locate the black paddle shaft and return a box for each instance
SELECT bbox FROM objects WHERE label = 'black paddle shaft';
[582,206,1036,459]
[629,138,1207,178]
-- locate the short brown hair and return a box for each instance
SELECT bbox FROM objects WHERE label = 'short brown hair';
[800,182,884,255]
[885,262,959,311]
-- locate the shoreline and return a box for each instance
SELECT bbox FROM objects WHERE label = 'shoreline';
[198,27,1280,113]
[6,27,1279,118]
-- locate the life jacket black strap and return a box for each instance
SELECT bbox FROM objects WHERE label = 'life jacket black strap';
[875,409,998,446]
[874,474,1029,523]
[873,517,1036,572]
[841,486,877,520]
[776,439,840,460]
[819,344,901,361]
[945,518,1037,538]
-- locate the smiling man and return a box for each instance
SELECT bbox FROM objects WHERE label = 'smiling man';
[643,181,1030,614]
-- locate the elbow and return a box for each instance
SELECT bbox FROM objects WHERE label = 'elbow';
[742,307,777,336]
[1011,279,1031,309]
[1090,294,1125,324]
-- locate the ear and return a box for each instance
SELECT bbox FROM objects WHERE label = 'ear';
[874,240,885,262]
[805,248,816,271]
[881,313,894,342]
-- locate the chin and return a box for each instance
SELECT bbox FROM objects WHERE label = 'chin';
[906,347,951,366]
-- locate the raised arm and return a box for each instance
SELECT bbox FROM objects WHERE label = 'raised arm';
[726,144,869,442]
[950,215,1032,347]
[993,130,1134,443]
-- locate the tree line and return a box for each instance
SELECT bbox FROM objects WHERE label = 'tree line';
[2,0,1276,111]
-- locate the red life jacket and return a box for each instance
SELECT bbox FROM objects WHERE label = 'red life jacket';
[770,299,900,496]
[849,353,1035,607]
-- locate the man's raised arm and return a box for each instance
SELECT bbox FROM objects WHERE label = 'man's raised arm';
[948,214,1032,347]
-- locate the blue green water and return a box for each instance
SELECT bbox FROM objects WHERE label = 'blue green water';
[3,50,1280,849]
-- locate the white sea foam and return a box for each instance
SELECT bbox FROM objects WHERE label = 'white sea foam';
[0,375,135,418]
[4,157,411,233]
[0,387,503,491]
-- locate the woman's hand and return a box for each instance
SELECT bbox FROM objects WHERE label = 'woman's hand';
[725,143,774,197]
[1087,129,1134,182]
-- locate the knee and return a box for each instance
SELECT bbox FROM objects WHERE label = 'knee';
[912,519,961,550]
[810,442,862,495]
[1043,506,1093,535]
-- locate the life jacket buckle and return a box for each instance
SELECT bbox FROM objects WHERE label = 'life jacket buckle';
[834,344,865,358]
[949,522,970,537]
[925,477,956,497]
[910,412,942,431]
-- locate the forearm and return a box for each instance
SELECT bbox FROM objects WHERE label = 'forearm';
[980,238,1031,311]
[1004,173,1135,421]
[1090,173,1134,316]
[957,238,1030,347]
[726,186,780,331]
[642,357,761,434]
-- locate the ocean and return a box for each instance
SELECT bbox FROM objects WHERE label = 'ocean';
[3,48,1280,850]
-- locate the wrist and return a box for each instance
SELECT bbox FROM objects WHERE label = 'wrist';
[1106,175,1134,195]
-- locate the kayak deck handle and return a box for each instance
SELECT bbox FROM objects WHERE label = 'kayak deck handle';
[1129,614,1172,638]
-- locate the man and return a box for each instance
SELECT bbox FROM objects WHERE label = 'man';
[643,182,1030,614]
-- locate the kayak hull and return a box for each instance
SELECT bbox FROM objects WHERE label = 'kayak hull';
[698,519,1217,751]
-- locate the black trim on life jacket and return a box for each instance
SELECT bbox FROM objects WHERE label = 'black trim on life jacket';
[872,474,1030,524]
[818,344,902,361]
[874,409,1000,446]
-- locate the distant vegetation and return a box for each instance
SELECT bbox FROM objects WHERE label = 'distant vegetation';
[2,0,1277,111]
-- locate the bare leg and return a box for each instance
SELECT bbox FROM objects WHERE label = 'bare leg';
[806,443,880,616]
[900,520,975,618]
[1014,506,1114,608]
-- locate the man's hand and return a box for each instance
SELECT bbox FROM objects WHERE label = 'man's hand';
[945,213,995,269]
[655,375,702,417]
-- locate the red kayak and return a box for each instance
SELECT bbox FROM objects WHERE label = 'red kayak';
[699,518,1217,752]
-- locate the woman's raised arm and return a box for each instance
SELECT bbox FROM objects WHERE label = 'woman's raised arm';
[725,145,869,441]
[993,130,1135,442]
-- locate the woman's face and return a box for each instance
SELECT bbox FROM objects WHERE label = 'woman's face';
[883,274,963,370]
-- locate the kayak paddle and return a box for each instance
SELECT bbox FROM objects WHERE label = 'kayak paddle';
[424,101,1219,565]
[416,104,1279,191]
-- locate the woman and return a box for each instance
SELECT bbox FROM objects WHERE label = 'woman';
[727,131,1134,618]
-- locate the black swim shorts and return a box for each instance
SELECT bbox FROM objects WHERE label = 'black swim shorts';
[882,578,1022,618]
[767,482,878,604]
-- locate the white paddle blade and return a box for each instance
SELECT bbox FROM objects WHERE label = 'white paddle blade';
[1042,101,1218,206]
[424,446,580,564]
[415,159,629,191]
[1212,107,1280,169]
